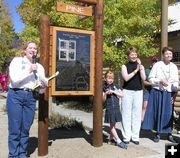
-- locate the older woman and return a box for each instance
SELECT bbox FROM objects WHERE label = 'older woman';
[7,41,48,158]
[141,47,179,143]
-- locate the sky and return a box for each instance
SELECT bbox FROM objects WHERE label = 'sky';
[4,0,25,33]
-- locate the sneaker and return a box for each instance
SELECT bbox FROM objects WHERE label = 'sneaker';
[153,134,160,143]
[131,140,139,145]
[168,135,176,143]
[116,142,128,149]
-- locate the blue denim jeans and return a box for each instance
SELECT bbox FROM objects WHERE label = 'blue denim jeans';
[7,89,36,158]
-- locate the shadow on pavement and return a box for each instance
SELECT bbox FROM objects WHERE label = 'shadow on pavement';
[27,137,38,157]
[27,127,92,157]
[48,127,91,143]
[140,129,180,143]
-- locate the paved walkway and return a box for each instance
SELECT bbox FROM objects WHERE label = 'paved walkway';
[52,103,180,158]
[0,93,180,158]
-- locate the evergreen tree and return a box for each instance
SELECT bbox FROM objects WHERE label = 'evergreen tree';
[0,0,17,72]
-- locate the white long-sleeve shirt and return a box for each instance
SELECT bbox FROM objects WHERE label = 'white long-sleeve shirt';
[9,56,47,93]
[149,61,179,92]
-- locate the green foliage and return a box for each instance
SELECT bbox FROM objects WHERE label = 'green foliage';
[17,0,169,70]
[0,0,18,72]
[18,0,80,44]
[2,0,176,74]
[103,43,127,69]
[103,0,161,69]
[18,25,40,45]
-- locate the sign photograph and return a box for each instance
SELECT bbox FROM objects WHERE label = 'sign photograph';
[51,26,95,96]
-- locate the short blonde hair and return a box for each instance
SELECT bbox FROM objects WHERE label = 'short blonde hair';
[104,70,114,79]
[127,47,137,56]
[21,41,37,56]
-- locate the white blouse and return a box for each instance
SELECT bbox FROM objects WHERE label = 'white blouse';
[9,56,47,93]
[148,61,179,92]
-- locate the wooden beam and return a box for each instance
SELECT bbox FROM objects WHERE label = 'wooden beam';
[161,0,168,56]
[72,0,97,5]
[92,0,104,147]
[57,2,92,16]
[38,15,50,156]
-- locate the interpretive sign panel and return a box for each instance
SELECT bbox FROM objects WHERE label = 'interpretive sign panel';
[51,26,95,96]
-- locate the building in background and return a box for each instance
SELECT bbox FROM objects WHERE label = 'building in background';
[168,2,180,62]
[168,1,180,113]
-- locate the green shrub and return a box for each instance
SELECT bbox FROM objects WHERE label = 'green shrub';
[49,112,84,129]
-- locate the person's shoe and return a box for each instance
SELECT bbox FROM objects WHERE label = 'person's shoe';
[153,134,160,143]
[116,142,128,149]
[168,135,176,143]
[131,140,139,145]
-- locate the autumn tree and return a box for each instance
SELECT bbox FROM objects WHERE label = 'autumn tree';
[18,0,174,70]
[18,0,80,45]
[102,0,163,69]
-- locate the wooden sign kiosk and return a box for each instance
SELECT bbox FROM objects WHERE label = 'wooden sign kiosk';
[38,0,104,156]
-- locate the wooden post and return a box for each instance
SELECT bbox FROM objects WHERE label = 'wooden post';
[92,0,104,147]
[38,15,50,156]
[161,0,168,55]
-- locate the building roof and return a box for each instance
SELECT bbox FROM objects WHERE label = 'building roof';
[168,2,180,32]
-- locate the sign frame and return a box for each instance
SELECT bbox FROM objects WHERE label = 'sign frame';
[51,26,95,96]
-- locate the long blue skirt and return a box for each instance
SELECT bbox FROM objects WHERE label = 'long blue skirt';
[141,88,173,133]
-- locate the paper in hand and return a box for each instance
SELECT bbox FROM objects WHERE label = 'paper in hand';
[32,71,59,90]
